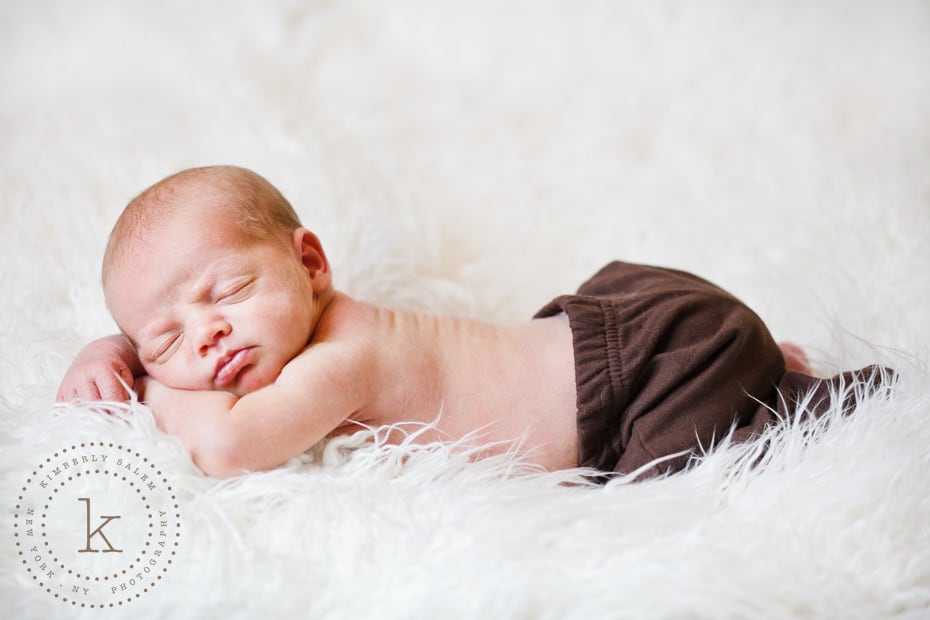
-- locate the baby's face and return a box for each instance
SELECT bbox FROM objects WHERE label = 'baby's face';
[105,209,323,396]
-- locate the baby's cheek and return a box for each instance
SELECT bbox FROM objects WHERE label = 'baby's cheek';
[144,362,205,392]
[139,360,160,383]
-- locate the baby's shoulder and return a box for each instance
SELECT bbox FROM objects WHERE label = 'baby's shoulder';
[273,338,372,404]
[281,298,381,382]
[312,293,382,342]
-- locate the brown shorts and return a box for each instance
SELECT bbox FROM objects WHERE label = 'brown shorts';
[535,261,885,478]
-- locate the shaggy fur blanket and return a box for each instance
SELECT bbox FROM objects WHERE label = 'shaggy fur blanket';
[2,2,929,618]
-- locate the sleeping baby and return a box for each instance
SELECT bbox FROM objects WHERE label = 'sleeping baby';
[57,165,886,479]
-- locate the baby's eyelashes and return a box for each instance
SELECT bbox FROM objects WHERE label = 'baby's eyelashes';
[150,332,183,363]
[215,278,254,304]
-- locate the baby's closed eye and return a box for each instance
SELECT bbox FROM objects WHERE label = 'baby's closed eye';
[151,332,183,363]
[215,277,254,304]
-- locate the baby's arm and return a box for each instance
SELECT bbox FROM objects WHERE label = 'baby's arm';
[57,334,144,401]
[138,345,364,478]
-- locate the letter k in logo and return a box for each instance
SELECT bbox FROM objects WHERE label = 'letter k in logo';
[77,498,123,553]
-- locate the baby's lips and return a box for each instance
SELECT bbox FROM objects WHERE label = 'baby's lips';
[215,347,254,386]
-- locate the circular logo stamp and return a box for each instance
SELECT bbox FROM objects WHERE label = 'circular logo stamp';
[12,441,181,609]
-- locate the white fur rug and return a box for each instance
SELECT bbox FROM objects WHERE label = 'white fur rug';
[3,2,930,618]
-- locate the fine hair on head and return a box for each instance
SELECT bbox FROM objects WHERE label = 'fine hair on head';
[101,165,302,287]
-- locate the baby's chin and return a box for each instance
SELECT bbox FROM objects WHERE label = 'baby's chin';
[228,368,276,397]
[144,362,278,397]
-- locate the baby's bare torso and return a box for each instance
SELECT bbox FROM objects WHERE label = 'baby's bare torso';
[317,294,580,470]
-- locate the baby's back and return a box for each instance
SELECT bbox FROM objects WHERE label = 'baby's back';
[320,294,580,470]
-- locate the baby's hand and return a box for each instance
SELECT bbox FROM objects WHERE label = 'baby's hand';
[56,334,143,402]
[134,375,241,475]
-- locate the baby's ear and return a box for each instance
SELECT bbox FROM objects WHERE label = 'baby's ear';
[292,228,332,294]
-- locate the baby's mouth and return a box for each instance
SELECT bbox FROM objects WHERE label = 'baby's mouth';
[214,348,254,387]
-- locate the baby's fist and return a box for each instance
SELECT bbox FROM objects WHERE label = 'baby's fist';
[56,335,142,402]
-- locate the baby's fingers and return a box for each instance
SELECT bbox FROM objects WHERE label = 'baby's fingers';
[56,377,97,402]
[95,369,132,401]
[56,371,131,403]
[58,382,102,403]
[56,377,78,401]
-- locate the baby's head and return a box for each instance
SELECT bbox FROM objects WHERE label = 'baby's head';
[103,165,334,395]
[102,166,301,281]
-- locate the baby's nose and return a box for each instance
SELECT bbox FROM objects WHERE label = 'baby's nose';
[196,320,231,356]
